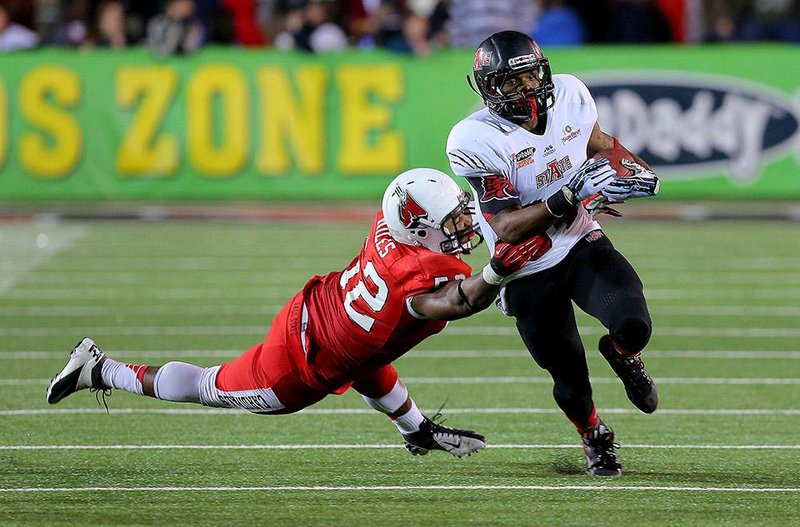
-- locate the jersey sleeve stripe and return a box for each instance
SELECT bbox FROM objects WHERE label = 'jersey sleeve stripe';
[405,296,428,320]
[463,151,490,172]
[451,150,479,170]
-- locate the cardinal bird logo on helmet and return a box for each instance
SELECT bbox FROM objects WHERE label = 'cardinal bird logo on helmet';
[396,187,428,229]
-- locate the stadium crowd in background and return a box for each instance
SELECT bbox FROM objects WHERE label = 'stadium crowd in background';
[1,0,800,53]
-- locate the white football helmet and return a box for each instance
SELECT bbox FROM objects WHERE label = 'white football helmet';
[382,168,479,255]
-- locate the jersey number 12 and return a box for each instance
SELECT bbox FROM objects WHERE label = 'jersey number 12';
[339,260,388,331]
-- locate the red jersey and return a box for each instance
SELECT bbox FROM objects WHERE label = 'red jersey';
[301,212,472,388]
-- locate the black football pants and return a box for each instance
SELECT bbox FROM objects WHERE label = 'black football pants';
[503,231,652,426]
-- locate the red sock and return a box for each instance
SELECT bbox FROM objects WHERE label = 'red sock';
[611,339,640,358]
[125,363,153,384]
[569,405,599,434]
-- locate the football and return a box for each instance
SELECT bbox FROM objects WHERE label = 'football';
[592,147,637,178]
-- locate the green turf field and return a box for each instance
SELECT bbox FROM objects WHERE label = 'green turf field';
[1,219,798,526]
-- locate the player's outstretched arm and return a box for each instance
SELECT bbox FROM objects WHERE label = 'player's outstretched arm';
[411,236,551,320]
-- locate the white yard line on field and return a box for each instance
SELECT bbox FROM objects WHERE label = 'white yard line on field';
[0,349,246,360]
[5,376,800,387]
[445,327,800,338]
[17,271,800,287]
[3,349,800,360]
[0,485,798,493]
[403,376,800,385]
[24,256,349,269]
[1,305,284,316]
[3,326,800,338]
[631,256,800,270]
[5,304,800,318]
[1,444,798,451]
[5,287,800,300]
[1,407,798,416]
[22,253,800,267]
[0,289,293,300]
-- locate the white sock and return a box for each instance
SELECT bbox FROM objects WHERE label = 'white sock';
[100,358,144,395]
[392,400,425,434]
[361,379,425,433]
[361,379,409,414]
[152,361,203,403]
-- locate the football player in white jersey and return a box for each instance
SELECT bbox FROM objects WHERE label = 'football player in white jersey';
[447,30,661,476]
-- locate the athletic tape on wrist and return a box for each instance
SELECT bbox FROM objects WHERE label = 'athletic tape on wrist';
[546,187,573,217]
[482,264,505,286]
[544,199,562,218]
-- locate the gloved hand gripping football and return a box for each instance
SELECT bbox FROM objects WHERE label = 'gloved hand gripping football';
[490,235,553,276]
[563,158,617,203]
[600,159,660,202]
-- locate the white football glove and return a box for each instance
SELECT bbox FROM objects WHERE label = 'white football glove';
[564,158,617,202]
[601,159,660,202]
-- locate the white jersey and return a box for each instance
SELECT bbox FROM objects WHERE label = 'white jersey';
[447,74,601,279]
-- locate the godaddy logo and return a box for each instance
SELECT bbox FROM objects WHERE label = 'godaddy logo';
[584,73,800,183]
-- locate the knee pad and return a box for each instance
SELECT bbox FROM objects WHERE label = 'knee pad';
[153,361,204,403]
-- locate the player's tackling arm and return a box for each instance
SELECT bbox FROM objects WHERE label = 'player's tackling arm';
[410,236,552,320]
[410,273,499,321]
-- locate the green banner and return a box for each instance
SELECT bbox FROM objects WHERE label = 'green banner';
[0,46,798,201]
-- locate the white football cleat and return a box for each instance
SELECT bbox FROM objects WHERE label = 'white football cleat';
[402,416,486,458]
[46,337,107,404]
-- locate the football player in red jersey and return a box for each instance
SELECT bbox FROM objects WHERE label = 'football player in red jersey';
[46,168,551,458]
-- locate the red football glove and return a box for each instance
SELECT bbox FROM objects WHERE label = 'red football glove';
[490,235,553,276]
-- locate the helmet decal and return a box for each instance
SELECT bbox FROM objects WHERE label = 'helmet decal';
[508,53,538,69]
[473,48,493,71]
[396,187,428,229]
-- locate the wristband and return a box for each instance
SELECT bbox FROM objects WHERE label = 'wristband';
[546,187,574,218]
[482,264,505,286]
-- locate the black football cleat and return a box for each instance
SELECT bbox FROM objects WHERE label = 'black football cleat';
[402,416,486,458]
[582,420,622,477]
[599,335,658,414]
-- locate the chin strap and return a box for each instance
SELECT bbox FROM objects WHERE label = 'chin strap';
[466,75,481,97]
